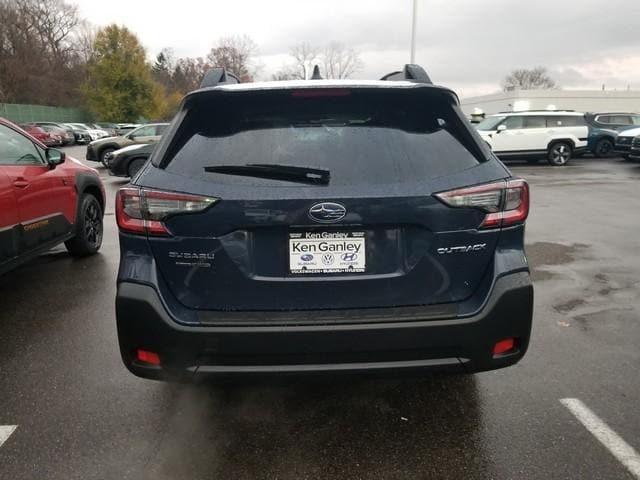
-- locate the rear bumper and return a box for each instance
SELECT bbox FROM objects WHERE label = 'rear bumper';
[116,272,533,381]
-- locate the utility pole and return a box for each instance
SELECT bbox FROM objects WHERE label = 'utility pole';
[410,0,417,63]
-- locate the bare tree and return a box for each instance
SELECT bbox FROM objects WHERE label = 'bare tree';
[207,35,258,81]
[73,20,97,65]
[15,0,79,64]
[271,65,300,81]
[290,42,319,80]
[502,67,557,91]
[0,0,86,106]
[277,42,363,80]
[321,42,363,79]
[172,57,211,92]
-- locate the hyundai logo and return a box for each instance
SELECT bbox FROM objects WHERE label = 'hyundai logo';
[308,202,347,223]
[341,253,358,262]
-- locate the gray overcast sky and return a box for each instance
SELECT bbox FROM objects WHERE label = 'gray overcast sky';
[74,0,640,97]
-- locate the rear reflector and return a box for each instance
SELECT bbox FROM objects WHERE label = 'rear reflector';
[136,349,161,366]
[493,338,516,356]
[116,187,218,236]
[434,178,529,229]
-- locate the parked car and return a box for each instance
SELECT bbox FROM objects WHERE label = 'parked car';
[61,123,92,144]
[0,118,105,275]
[93,122,117,137]
[476,111,588,166]
[107,143,154,178]
[584,112,640,157]
[31,122,75,145]
[67,123,109,141]
[615,126,640,157]
[115,65,533,381]
[87,123,168,166]
[37,125,69,146]
[115,123,139,135]
[18,124,56,146]
[629,135,640,161]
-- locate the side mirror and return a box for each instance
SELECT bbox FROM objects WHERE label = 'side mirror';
[128,133,136,140]
[46,148,66,168]
[496,124,507,133]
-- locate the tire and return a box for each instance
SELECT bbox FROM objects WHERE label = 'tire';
[127,157,147,178]
[99,147,116,167]
[65,194,103,257]
[594,138,614,158]
[547,142,572,166]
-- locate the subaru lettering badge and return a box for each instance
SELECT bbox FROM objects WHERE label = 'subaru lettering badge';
[308,202,347,223]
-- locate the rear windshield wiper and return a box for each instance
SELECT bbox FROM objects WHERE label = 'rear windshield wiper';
[203,163,330,185]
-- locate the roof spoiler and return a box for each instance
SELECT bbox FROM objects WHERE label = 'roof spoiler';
[200,67,241,88]
[380,64,432,84]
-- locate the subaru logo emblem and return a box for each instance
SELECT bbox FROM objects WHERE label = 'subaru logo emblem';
[308,202,347,223]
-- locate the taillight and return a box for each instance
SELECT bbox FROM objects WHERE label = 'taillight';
[115,187,218,236]
[435,179,529,229]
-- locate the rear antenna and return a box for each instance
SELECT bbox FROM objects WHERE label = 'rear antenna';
[310,65,323,80]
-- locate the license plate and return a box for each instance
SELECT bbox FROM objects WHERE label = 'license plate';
[289,232,366,274]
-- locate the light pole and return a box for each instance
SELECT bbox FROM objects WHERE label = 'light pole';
[410,0,417,63]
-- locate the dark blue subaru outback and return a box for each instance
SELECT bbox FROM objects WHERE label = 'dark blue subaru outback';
[115,65,533,381]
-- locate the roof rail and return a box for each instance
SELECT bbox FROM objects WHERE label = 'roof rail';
[310,65,323,80]
[496,109,577,113]
[200,67,241,89]
[380,64,432,84]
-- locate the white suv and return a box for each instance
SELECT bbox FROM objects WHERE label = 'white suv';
[476,111,588,166]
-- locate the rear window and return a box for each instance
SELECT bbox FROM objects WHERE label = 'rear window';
[608,115,632,125]
[161,90,486,187]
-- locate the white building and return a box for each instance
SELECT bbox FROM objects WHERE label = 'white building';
[460,89,640,116]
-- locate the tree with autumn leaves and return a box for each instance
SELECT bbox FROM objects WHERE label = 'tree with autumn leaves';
[83,25,163,122]
[83,27,259,122]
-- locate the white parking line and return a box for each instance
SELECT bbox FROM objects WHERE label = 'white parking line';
[0,425,17,448]
[561,398,640,479]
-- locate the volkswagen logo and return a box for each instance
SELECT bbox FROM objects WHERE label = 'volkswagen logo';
[308,202,347,223]
[321,253,335,265]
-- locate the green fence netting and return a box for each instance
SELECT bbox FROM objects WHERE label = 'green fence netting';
[0,103,92,123]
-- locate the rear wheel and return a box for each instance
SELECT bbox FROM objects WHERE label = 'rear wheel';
[594,138,614,158]
[65,194,103,257]
[547,142,572,166]
[127,157,147,178]
[100,147,116,167]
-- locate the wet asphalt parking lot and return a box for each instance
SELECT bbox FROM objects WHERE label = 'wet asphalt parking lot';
[1,146,639,479]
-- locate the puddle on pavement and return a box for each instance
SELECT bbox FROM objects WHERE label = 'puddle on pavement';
[526,242,588,281]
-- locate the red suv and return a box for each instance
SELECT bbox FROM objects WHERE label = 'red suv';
[0,118,105,275]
